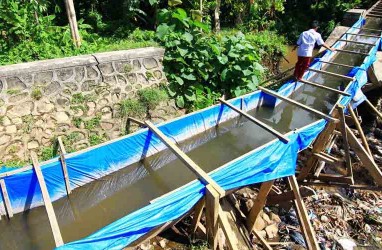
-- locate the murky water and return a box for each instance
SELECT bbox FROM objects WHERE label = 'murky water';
[0,18,380,250]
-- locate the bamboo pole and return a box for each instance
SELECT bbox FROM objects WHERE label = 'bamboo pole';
[338,39,375,46]
[219,99,289,143]
[337,106,353,180]
[367,13,382,18]
[57,137,71,195]
[352,27,382,32]
[346,33,381,38]
[299,79,351,96]
[64,0,81,47]
[0,179,13,219]
[365,99,382,119]
[308,68,355,80]
[319,61,354,69]
[258,87,338,122]
[335,49,370,56]
[347,104,372,157]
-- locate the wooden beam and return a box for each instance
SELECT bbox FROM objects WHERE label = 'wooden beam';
[191,198,205,234]
[347,104,372,157]
[314,173,354,184]
[206,184,220,250]
[57,137,71,195]
[258,87,338,122]
[352,27,382,32]
[365,99,382,119]
[346,33,381,38]
[218,207,239,250]
[127,117,146,127]
[252,230,272,250]
[308,68,355,81]
[0,179,13,219]
[246,180,274,231]
[219,99,289,143]
[302,181,382,191]
[266,186,315,205]
[346,125,382,186]
[31,152,64,247]
[320,61,354,69]
[145,121,225,196]
[338,39,375,46]
[367,13,382,18]
[335,49,370,56]
[299,79,351,96]
[337,106,353,180]
[313,152,343,165]
[287,176,320,250]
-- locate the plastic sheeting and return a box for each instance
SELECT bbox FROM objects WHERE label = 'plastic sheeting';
[0,16,380,249]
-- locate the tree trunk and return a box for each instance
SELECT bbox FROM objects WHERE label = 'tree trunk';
[64,0,81,47]
[214,0,221,32]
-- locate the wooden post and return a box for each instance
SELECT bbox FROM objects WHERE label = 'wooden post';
[57,137,71,195]
[337,106,353,180]
[213,0,221,32]
[31,152,64,247]
[299,80,351,96]
[287,176,320,250]
[64,0,81,47]
[0,179,13,219]
[219,99,289,143]
[191,198,205,234]
[365,99,382,119]
[205,184,220,250]
[346,125,382,186]
[246,180,274,231]
[145,121,225,196]
[258,87,338,122]
[218,207,239,250]
[347,105,372,157]
[252,230,272,250]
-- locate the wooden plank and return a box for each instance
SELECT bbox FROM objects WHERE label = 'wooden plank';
[347,104,372,157]
[252,230,272,250]
[246,180,274,231]
[335,49,370,56]
[191,198,205,234]
[337,106,353,179]
[338,39,375,46]
[346,125,382,186]
[127,222,171,248]
[0,179,13,218]
[320,60,354,68]
[258,87,338,122]
[145,121,225,196]
[206,184,220,250]
[31,152,64,247]
[302,181,382,191]
[367,13,382,18]
[219,99,289,143]
[218,207,239,250]
[266,186,315,205]
[313,152,343,164]
[365,99,382,119]
[308,68,355,81]
[346,33,381,38]
[127,117,146,127]
[299,79,351,96]
[287,176,320,250]
[57,137,71,195]
[315,173,354,184]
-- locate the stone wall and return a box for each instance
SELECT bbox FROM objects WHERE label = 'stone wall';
[0,47,179,162]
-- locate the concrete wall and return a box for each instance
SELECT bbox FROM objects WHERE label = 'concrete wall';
[0,47,179,162]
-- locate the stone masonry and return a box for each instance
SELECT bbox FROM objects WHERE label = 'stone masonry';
[0,47,180,162]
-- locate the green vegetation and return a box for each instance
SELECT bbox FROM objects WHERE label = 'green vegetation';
[72,117,83,128]
[6,89,21,95]
[120,99,146,118]
[31,88,43,100]
[84,116,101,130]
[89,133,107,146]
[40,147,55,161]
[138,87,168,110]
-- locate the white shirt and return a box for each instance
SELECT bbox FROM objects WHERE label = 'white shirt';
[296,29,324,57]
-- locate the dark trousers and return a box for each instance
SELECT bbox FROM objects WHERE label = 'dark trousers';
[293,56,311,80]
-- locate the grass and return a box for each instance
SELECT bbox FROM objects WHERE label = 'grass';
[31,88,42,100]
[89,133,107,146]
[6,89,21,95]
[138,87,168,110]
[84,116,101,130]
[72,117,83,128]
[120,99,146,117]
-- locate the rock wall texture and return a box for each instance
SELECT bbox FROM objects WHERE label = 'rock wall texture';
[0,47,180,162]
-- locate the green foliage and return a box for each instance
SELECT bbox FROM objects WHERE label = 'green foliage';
[137,87,168,109]
[31,88,43,100]
[120,99,146,117]
[156,8,264,110]
[0,159,27,168]
[72,117,83,128]
[6,89,21,95]
[84,116,101,130]
[40,147,54,161]
[89,133,107,146]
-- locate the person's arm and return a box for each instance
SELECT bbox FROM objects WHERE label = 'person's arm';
[317,33,335,52]
[322,42,336,52]
[292,33,303,51]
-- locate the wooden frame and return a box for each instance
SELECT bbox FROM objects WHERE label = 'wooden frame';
[308,68,355,80]
[299,79,351,96]
[258,87,338,122]
[219,99,289,143]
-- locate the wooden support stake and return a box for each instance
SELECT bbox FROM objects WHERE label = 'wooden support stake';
[219,99,289,143]
[346,33,381,38]
[206,184,220,250]
[218,207,239,250]
[346,125,382,186]
[308,68,355,80]
[299,79,351,96]
[246,180,274,231]
[320,61,354,69]
[258,87,338,122]
[337,106,353,180]
[31,152,64,247]
[338,39,375,46]
[287,176,320,250]
[64,0,81,47]
[335,49,370,56]
[145,121,225,196]
[0,179,13,219]
[57,137,71,195]
[252,230,272,250]
[347,104,372,157]
[365,99,382,119]
[191,198,205,234]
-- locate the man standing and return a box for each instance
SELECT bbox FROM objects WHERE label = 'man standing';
[293,20,335,80]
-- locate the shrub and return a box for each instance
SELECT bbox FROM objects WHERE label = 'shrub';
[138,87,168,110]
